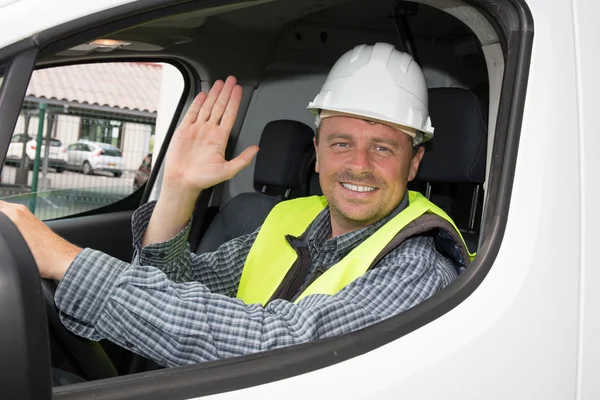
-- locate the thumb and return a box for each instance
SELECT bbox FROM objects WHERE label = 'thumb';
[223,145,259,180]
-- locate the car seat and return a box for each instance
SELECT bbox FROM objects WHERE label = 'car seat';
[414,87,489,252]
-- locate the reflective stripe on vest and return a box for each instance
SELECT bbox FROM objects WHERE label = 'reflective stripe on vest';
[236,191,473,306]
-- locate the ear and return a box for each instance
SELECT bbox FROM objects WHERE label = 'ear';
[407,146,425,181]
[313,137,320,173]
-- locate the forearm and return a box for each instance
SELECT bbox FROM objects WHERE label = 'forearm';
[55,237,448,367]
[57,260,366,367]
[128,200,194,283]
[142,187,198,247]
[59,271,400,367]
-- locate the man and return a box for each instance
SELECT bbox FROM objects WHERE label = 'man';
[0,43,470,367]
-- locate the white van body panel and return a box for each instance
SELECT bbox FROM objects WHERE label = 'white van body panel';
[573,0,600,399]
[0,0,137,49]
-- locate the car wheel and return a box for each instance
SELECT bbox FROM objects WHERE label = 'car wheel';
[56,167,64,173]
[113,172,122,178]
[82,161,92,175]
[26,156,33,170]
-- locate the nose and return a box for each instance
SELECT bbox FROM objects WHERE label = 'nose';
[347,145,374,174]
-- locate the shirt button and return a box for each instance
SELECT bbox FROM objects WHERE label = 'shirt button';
[72,302,79,312]
[159,252,166,259]
[146,252,154,258]
[125,340,134,349]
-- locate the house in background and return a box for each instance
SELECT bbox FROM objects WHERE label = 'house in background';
[12,62,161,171]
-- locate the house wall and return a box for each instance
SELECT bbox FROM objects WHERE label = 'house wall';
[13,114,49,138]
[54,115,81,146]
[122,122,152,171]
[13,113,80,145]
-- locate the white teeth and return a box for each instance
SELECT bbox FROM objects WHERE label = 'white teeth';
[342,183,376,192]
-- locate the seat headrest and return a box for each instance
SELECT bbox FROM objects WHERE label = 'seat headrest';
[309,170,323,196]
[416,88,488,183]
[297,148,323,196]
[254,120,315,191]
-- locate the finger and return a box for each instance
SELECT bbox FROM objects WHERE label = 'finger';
[209,76,237,124]
[197,79,225,122]
[222,145,259,180]
[181,91,208,125]
[219,84,243,130]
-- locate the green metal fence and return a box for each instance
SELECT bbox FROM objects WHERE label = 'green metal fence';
[1,102,156,220]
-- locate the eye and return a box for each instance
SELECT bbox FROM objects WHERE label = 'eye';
[333,142,349,148]
[375,146,389,152]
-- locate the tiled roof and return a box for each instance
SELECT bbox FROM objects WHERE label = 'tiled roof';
[26,62,161,113]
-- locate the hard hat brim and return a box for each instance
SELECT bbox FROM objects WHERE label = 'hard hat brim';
[313,108,433,142]
[318,109,417,138]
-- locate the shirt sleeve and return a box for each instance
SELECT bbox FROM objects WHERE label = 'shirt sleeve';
[129,200,258,294]
[54,235,457,368]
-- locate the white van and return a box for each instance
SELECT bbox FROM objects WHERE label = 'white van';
[0,0,598,399]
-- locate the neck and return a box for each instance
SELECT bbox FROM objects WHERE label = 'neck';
[329,221,358,238]
[329,210,376,238]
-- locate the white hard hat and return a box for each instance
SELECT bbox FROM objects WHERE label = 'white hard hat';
[307,42,434,144]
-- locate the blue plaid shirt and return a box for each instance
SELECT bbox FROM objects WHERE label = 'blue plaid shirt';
[55,195,458,367]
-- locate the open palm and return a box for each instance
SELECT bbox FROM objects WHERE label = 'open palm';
[163,76,258,195]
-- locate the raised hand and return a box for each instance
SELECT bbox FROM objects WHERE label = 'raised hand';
[162,75,259,198]
[142,76,258,247]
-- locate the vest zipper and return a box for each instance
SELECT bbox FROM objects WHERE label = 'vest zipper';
[290,267,324,302]
[266,234,312,304]
[278,235,303,300]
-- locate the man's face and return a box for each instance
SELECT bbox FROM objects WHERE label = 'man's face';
[314,116,424,235]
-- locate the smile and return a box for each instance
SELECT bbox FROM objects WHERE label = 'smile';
[341,183,377,192]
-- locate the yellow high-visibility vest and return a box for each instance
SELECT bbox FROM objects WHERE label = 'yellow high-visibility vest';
[237,191,473,306]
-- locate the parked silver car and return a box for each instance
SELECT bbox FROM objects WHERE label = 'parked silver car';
[5,134,67,172]
[65,140,124,177]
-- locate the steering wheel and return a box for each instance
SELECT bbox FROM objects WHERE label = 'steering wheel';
[0,209,119,383]
[41,279,119,382]
[0,212,118,385]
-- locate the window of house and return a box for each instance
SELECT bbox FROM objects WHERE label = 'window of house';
[79,117,124,147]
